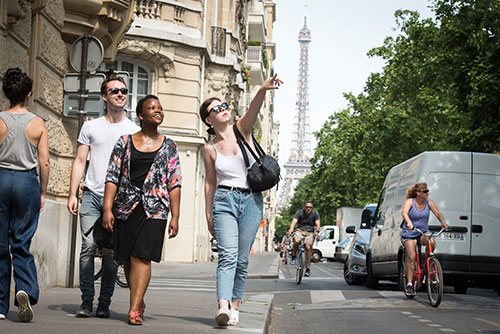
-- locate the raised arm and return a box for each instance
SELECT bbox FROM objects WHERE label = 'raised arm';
[237,74,283,139]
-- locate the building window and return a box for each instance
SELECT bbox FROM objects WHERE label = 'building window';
[99,59,152,123]
[174,6,185,24]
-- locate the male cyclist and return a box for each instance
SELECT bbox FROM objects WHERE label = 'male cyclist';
[280,232,292,263]
[288,201,320,277]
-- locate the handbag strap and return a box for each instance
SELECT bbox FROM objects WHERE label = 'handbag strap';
[232,124,265,168]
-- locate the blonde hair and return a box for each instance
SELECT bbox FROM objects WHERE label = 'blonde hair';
[406,182,428,199]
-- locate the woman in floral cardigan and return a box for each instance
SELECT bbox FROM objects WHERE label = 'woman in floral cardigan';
[103,94,181,325]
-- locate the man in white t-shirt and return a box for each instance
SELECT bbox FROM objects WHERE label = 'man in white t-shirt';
[67,74,140,318]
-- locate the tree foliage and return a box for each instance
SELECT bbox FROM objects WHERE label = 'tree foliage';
[277,0,500,235]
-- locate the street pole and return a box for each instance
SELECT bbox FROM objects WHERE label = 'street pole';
[68,34,89,288]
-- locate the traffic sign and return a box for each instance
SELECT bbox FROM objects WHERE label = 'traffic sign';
[69,35,104,72]
[63,92,104,118]
[64,73,106,93]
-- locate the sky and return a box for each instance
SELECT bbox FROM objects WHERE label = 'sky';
[272,0,435,166]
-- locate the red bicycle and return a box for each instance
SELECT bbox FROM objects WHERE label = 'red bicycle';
[402,227,448,307]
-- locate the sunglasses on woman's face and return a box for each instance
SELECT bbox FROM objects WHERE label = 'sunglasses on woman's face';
[108,87,128,95]
[208,102,228,116]
[420,189,430,193]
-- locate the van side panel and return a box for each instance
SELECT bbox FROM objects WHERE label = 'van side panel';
[471,153,500,274]
[418,152,472,273]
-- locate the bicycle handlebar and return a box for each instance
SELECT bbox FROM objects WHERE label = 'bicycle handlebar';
[412,227,450,237]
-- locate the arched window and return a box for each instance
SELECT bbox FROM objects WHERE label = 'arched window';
[99,59,153,123]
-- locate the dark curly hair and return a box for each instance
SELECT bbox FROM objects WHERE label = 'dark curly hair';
[199,97,220,135]
[2,68,33,107]
[136,94,160,127]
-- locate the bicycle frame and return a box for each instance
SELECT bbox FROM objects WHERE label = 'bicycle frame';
[404,227,446,307]
[293,233,315,285]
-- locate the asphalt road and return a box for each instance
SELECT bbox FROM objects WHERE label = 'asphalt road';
[245,260,500,334]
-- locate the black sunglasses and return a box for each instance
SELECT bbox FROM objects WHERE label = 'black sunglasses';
[305,206,313,209]
[208,102,228,116]
[420,189,430,193]
[108,88,128,95]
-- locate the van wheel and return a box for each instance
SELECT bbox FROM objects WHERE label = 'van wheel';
[366,256,379,289]
[311,250,321,263]
[454,279,468,294]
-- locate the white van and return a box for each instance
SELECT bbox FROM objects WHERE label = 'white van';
[312,225,340,262]
[366,151,500,294]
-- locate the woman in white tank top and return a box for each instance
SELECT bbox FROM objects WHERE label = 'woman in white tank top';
[200,74,283,326]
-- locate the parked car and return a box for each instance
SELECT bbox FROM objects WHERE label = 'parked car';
[343,204,377,285]
[365,151,500,294]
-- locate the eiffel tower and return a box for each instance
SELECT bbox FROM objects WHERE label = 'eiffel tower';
[277,14,313,210]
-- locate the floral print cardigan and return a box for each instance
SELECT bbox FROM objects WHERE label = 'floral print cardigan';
[105,134,182,221]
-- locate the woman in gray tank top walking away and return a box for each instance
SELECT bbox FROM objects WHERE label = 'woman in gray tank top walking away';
[0,68,49,322]
[401,182,448,295]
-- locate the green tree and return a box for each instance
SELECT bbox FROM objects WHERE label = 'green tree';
[279,0,500,223]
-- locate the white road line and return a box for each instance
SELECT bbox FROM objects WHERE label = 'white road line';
[428,324,443,327]
[310,290,345,303]
[439,328,456,332]
[401,311,413,315]
[418,319,432,323]
[410,315,422,318]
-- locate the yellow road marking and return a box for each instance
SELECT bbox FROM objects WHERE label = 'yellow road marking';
[474,317,500,328]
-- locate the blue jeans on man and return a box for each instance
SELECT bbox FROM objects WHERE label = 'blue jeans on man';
[0,168,40,316]
[212,188,263,302]
[78,189,117,316]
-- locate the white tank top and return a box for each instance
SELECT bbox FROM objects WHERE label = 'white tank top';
[214,143,255,189]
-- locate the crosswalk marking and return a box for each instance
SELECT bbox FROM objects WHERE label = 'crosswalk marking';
[147,277,215,292]
[310,290,345,303]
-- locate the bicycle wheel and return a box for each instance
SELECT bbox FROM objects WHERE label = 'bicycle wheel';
[284,249,288,265]
[295,251,304,285]
[116,264,129,288]
[427,257,443,307]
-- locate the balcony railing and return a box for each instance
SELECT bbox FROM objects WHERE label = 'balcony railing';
[135,0,161,20]
[212,26,226,57]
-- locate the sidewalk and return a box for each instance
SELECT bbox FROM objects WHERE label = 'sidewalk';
[1,252,280,334]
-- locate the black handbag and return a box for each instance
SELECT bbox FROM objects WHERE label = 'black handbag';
[233,124,280,192]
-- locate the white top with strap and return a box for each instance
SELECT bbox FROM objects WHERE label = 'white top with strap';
[214,143,255,189]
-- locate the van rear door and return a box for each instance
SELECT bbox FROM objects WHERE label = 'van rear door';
[471,153,500,274]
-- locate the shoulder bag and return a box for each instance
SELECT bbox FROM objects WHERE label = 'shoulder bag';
[233,124,280,192]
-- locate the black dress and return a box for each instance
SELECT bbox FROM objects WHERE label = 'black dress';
[114,141,167,263]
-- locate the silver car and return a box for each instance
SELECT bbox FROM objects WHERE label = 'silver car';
[344,204,377,285]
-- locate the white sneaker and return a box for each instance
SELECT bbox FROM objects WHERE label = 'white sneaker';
[16,290,33,322]
[215,307,230,326]
[0,314,6,320]
[228,307,239,326]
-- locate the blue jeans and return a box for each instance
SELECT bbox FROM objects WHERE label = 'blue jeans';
[0,168,40,315]
[212,188,263,302]
[79,189,117,306]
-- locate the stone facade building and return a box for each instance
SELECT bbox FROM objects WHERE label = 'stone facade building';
[0,0,278,288]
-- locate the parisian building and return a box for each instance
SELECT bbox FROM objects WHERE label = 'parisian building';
[0,0,278,288]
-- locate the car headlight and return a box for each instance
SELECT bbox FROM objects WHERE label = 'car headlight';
[354,244,366,255]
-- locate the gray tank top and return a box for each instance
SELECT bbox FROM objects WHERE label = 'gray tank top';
[0,111,38,170]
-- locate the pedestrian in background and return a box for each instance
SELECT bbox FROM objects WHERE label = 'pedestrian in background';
[103,95,181,325]
[66,74,140,318]
[0,68,50,322]
[200,74,283,327]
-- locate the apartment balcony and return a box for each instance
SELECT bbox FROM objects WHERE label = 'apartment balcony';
[247,1,267,42]
[246,45,266,85]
